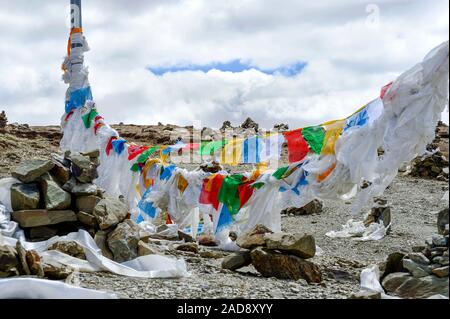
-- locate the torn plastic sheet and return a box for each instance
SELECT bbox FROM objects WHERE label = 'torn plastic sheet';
[0,278,117,299]
[325,219,389,242]
[358,265,401,299]
[2,230,188,279]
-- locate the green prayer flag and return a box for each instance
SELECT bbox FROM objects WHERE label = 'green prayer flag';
[130,163,140,172]
[301,126,325,155]
[137,146,160,164]
[82,109,99,129]
[218,174,244,215]
[199,140,228,156]
[272,166,289,180]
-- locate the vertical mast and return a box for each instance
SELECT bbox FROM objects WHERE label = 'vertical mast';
[63,0,92,115]
[70,0,82,29]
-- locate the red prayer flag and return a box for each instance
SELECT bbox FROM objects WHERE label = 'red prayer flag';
[284,129,310,163]
[105,136,117,156]
[199,174,225,211]
[128,145,150,161]
[238,181,254,209]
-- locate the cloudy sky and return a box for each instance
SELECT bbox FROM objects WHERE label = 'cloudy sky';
[0,0,448,129]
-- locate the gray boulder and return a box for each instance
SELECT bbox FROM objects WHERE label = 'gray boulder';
[403,258,432,278]
[93,197,129,230]
[11,159,54,183]
[382,272,449,299]
[69,153,98,183]
[221,250,252,271]
[236,224,273,250]
[263,232,316,259]
[76,195,101,214]
[11,183,40,211]
[0,245,19,278]
[107,220,140,262]
[40,174,71,210]
[11,210,77,228]
[437,207,449,235]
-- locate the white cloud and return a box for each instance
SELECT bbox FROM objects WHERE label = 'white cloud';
[0,0,448,128]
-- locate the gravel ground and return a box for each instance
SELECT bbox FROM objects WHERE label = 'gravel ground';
[69,175,449,299]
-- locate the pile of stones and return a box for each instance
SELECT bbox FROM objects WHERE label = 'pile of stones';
[6,152,153,264]
[221,224,322,283]
[282,200,323,216]
[378,207,449,298]
[409,121,449,181]
[410,151,449,181]
[0,240,83,280]
[0,110,7,129]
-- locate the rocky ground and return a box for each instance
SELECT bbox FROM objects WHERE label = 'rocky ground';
[69,175,448,299]
[1,116,449,299]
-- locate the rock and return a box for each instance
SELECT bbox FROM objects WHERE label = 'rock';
[241,117,259,131]
[382,272,449,299]
[40,174,71,210]
[69,153,98,183]
[11,159,54,183]
[71,183,98,196]
[197,234,218,247]
[403,258,432,278]
[15,241,30,275]
[382,252,407,278]
[221,251,252,271]
[94,230,114,260]
[11,210,77,228]
[42,260,73,280]
[250,247,322,283]
[199,250,226,259]
[76,195,101,214]
[29,226,58,240]
[107,220,140,262]
[283,200,323,216]
[229,231,238,242]
[93,197,129,230]
[349,290,382,299]
[263,232,316,259]
[220,121,233,131]
[433,256,449,266]
[437,208,449,235]
[137,241,159,256]
[25,250,45,277]
[364,198,391,229]
[274,123,289,132]
[432,266,449,278]
[236,224,273,250]
[407,252,430,265]
[178,230,195,243]
[50,160,71,185]
[47,241,86,260]
[432,235,448,247]
[0,245,19,278]
[176,243,199,254]
[76,211,97,227]
[10,183,40,211]
[81,149,100,159]
[0,110,7,128]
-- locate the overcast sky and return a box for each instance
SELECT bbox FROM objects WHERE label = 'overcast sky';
[0,0,448,129]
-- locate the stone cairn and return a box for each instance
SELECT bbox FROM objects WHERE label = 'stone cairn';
[409,121,449,181]
[0,151,154,280]
[282,200,323,216]
[0,110,7,129]
[221,224,322,283]
[377,207,449,298]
